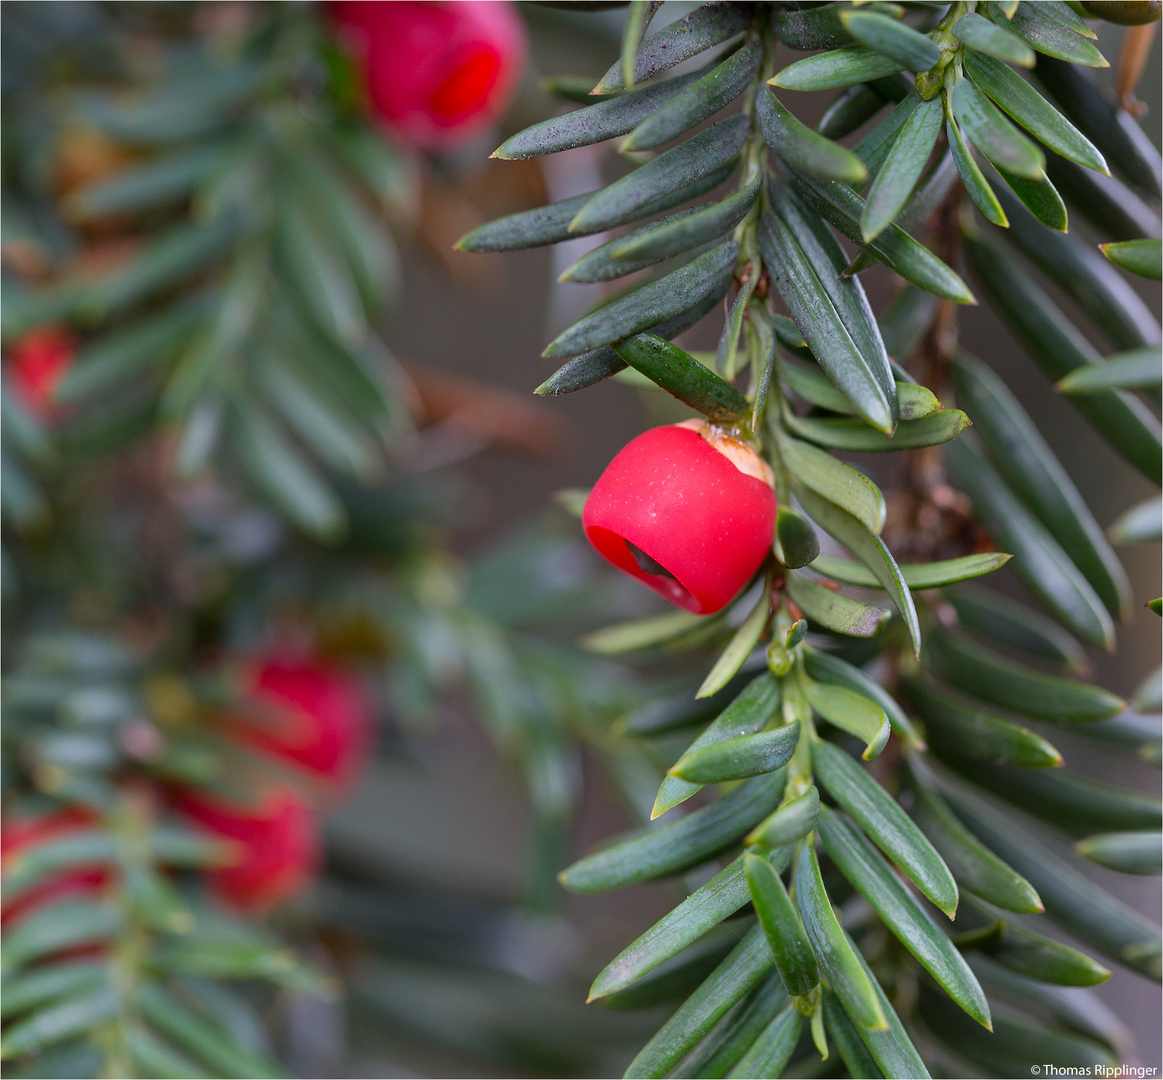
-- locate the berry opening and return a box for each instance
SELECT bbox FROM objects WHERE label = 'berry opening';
[587,526,702,612]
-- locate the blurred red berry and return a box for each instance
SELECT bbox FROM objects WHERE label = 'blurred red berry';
[229,658,374,793]
[583,420,777,615]
[7,324,76,419]
[1,808,109,925]
[333,1,526,149]
[174,786,320,913]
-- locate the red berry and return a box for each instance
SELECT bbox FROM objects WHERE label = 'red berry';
[583,421,776,615]
[7,324,76,420]
[332,1,526,149]
[229,658,374,793]
[1,808,108,925]
[174,786,319,913]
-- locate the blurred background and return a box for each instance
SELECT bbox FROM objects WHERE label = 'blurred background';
[1,3,1159,1077]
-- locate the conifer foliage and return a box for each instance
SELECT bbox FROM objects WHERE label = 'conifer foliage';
[465,2,1162,1076]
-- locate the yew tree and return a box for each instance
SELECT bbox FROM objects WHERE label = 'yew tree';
[463,2,1163,1076]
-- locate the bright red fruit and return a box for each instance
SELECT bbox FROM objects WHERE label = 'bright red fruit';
[230,658,374,793]
[333,1,526,149]
[1,808,108,925]
[7,324,76,419]
[174,786,319,913]
[583,420,777,615]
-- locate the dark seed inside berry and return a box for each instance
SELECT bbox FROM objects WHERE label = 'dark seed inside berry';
[626,540,677,580]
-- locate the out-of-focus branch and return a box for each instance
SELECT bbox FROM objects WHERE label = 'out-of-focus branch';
[401,361,570,458]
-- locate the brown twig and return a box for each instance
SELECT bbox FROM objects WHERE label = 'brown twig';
[400,361,571,458]
[1117,23,1159,114]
